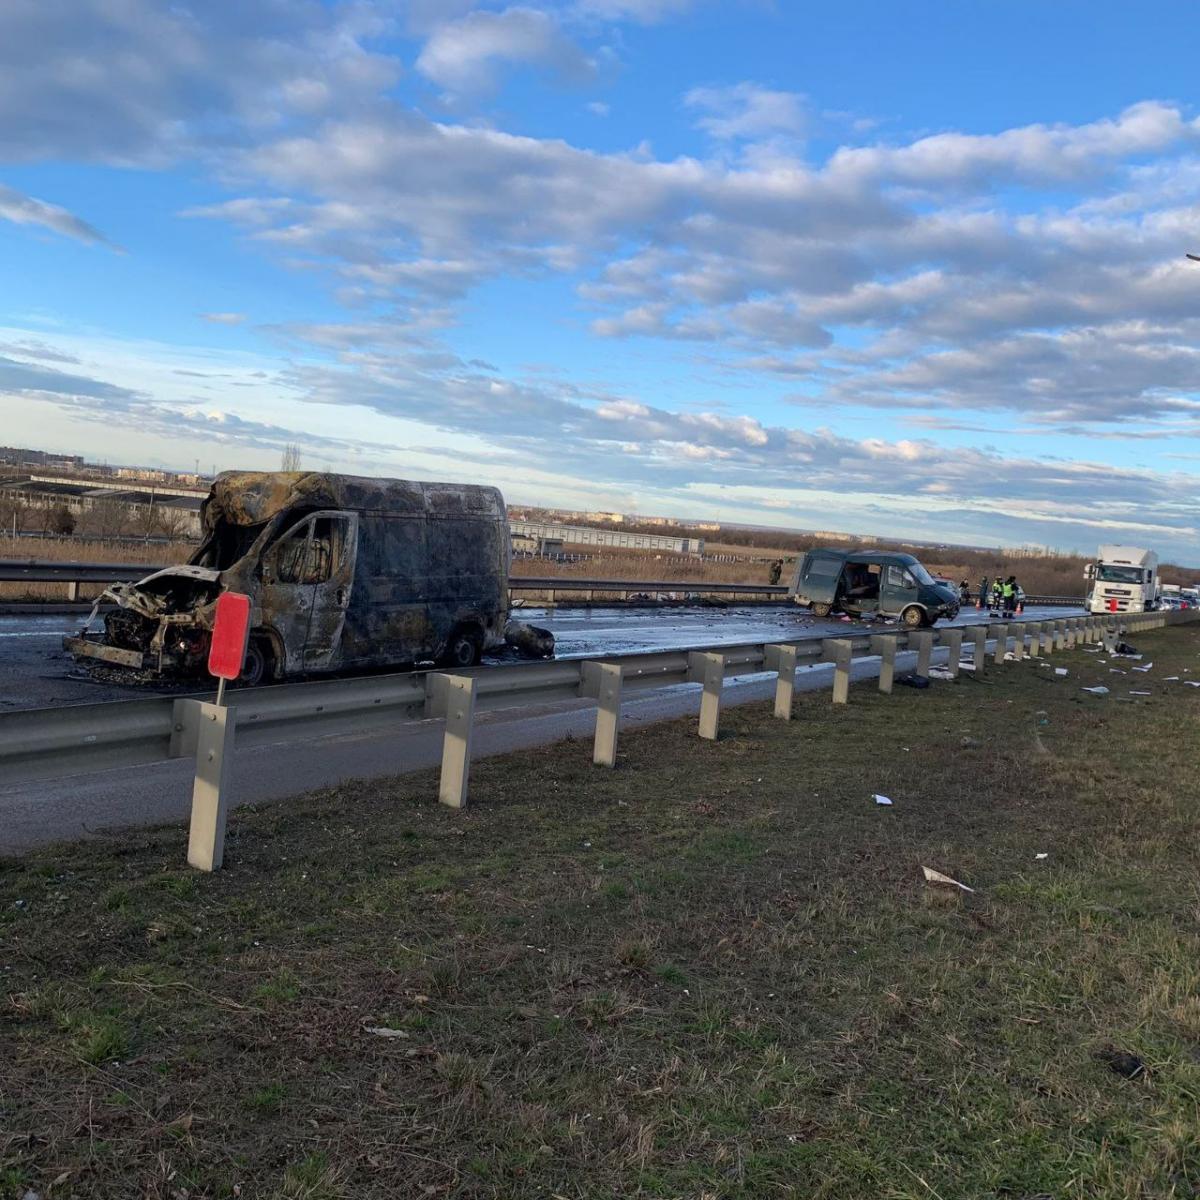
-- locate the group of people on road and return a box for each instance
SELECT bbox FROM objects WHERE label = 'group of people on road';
[959,575,1022,617]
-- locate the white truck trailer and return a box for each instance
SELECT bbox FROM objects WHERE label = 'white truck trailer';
[1086,545,1159,614]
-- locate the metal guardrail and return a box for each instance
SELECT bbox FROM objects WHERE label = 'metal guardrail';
[0,560,1089,606]
[2,609,1190,872]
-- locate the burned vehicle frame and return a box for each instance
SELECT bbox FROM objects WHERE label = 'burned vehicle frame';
[65,471,515,686]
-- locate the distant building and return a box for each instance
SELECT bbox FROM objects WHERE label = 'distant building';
[584,510,625,524]
[0,446,84,469]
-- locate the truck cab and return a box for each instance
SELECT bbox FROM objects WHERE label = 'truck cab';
[1087,545,1159,614]
[788,548,960,627]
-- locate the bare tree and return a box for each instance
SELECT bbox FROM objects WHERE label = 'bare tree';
[280,444,302,472]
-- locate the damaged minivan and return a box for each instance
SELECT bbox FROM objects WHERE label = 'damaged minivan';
[65,472,513,685]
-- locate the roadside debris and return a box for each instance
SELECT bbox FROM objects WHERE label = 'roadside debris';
[1131,663,1153,673]
[928,665,955,680]
[873,794,894,806]
[896,673,930,689]
[1035,853,1048,860]
[922,866,975,893]
[1129,690,1151,697]
[1081,686,1110,695]
[960,736,982,748]
[1054,668,1068,676]
[1096,1047,1146,1080]
[504,619,556,659]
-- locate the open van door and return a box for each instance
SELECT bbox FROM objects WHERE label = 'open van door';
[261,511,359,672]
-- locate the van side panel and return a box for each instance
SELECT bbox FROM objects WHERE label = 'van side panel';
[425,514,509,653]
[338,513,433,666]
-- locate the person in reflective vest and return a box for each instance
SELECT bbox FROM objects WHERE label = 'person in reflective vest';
[1002,575,1016,618]
[991,577,1003,613]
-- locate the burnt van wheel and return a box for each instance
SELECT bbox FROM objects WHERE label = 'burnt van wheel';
[811,602,832,618]
[237,641,268,688]
[901,605,925,629]
[444,628,482,668]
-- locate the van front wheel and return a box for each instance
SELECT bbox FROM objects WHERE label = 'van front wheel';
[443,627,483,668]
[810,602,832,618]
[901,605,925,629]
[236,639,269,688]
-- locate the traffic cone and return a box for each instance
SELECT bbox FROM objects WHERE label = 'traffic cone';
[1017,599,1024,614]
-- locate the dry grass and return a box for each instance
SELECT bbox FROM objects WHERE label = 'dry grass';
[0,536,185,601]
[4,627,1200,1197]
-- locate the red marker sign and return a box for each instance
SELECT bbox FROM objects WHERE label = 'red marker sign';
[208,591,252,683]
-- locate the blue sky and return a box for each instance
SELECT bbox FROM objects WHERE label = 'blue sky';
[1,0,1199,556]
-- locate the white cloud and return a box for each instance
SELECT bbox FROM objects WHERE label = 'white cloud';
[198,312,246,325]
[0,183,115,247]
[685,82,807,142]
[416,7,595,94]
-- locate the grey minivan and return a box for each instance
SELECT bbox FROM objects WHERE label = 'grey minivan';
[789,548,960,627]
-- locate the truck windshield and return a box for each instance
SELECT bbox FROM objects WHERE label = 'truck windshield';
[1097,565,1144,583]
[909,562,936,586]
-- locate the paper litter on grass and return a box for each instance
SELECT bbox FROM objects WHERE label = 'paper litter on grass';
[1132,663,1153,673]
[1165,676,1180,681]
[873,794,893,806]
[1109,669,1126,674]
[1035,853,1049,860]
[922,866,975,893]
[1054,667,1068,676]
[1081,686,1110,695]
[1130,690,1151,696]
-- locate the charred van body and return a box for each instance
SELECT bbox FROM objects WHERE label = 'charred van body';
[65,471,513,685]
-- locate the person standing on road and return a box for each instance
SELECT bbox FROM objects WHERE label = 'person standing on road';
[980,576,990,609]
[1002,575,1016,618]
[768,559,783,585]
[991,577,1004,613]
[959,579,971,604]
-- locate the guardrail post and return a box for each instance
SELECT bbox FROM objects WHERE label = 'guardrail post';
[910,630,933,677]
[580,662,623,766]
[822,638,853,704]
[426,674,477,808]
[990,623,1008,665]
[1026,622,1041,657]
[1011,623,1026,661]
[1054,620,1066,651]
[687,651,726,739]
[870,634,897,693]
[66,580,79,602]
[1039,621,1053,654]
[1065,619,1077,649]
[941,628,963,679]
[764,644,798,719]
[967,626,986,674]
[186,702,237,873]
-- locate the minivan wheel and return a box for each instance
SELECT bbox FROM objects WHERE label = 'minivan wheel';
[444,627,482,668]
[811,602,832,618]
[236,640,268,688]
[901,605,925,629]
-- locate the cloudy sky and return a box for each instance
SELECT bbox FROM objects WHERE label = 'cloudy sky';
[2,0,1199,555]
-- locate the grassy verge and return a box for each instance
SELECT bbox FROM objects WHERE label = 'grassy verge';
[4,628,1200,1199]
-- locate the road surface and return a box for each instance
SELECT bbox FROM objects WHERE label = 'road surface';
[1,603,1079,710]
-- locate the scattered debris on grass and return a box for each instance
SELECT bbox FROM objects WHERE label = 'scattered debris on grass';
[1096,1047,1147,1080]
[922,866,975,893]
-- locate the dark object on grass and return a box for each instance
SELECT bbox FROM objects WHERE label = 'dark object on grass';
[896,673,930,689]
[1115,641,1139,656]
[1096,1047,1146,1079]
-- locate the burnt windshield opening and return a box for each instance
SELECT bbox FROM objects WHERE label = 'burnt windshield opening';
[191,520,269,571]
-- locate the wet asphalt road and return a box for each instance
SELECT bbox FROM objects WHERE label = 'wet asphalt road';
[0,603,1081,712]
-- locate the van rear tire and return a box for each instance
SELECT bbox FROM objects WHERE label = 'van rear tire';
[443,627,483,668]
[810,602,832,618]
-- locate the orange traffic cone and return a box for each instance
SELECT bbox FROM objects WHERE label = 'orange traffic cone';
[1017,599,1024,614]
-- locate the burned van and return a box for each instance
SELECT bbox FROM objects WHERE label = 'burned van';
[65,471,511,685]
[788,547,959,627]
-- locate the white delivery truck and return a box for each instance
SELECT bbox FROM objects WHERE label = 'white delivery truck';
[1086,545,1159,614]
